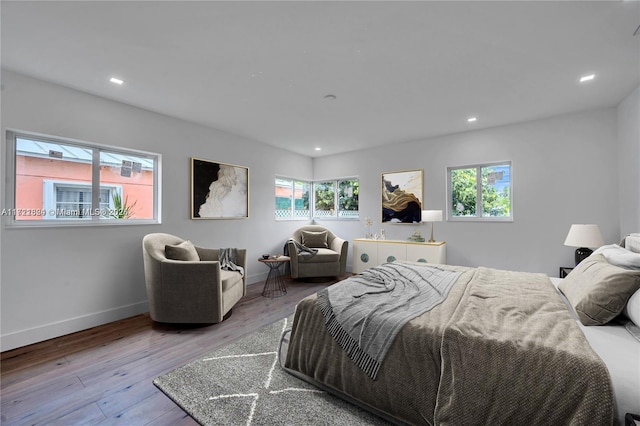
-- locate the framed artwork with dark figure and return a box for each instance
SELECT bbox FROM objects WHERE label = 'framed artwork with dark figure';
[382,169,423,223]
[191,158,249,219]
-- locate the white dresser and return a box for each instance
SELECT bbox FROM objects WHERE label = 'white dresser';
[352,239,446,274]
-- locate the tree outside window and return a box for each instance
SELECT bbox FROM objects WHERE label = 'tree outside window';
[314,181,335,217]
[338,179,359,218]
[451,168,477,217]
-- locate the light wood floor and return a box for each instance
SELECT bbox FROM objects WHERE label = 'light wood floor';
[1,278,341,425]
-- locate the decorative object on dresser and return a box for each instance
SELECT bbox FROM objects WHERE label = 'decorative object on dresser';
[564,223,605,265]
[363,216,374,239]
[421,209,443,243]
[407,229,425,242]
[352,238,446,274]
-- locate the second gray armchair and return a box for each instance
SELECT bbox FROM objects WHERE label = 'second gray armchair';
[287,225,348,279]
[142,233,247,324]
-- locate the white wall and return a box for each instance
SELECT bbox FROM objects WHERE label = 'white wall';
[314,107,626,276]
[0,71,313,350]
[1,70,637,351]
[617,86,640,236]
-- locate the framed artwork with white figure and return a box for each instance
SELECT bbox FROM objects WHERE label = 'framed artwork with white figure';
[191,157,249,219]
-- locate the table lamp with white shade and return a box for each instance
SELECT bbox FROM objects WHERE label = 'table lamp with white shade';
[564,224,604,265]
[422,210,443,243]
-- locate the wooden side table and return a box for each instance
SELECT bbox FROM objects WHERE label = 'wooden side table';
[258,256,290,298]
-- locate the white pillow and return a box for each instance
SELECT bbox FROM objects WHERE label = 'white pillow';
[593,244,640,270]
[624,288,640,327]
[625,234,640,254]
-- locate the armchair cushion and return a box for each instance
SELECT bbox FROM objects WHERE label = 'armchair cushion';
[301,230,329,248]
[297,248,340,263]
[165,240,200,261]
[221,270,244,292]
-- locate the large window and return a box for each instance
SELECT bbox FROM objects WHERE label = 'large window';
[5,130,161,226]
[275,177,358,220]
[447,162,511,221]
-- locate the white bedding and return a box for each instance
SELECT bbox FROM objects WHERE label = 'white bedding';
[550,277,640,425]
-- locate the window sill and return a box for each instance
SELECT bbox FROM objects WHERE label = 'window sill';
[447,217,513,222]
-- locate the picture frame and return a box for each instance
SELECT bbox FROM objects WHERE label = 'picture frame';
[381,169,423,223]
[191,157,249,219]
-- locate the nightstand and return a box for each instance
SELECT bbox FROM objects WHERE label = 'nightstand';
[559,266,574,278]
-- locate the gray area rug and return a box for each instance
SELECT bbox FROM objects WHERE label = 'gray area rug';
[154,316,390,425]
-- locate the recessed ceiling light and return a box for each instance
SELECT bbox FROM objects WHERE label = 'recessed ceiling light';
[467,117,477,123]
[109,77,124,85]
[324,94,337,101]
[315,147,322,151]
[579,74,595,83]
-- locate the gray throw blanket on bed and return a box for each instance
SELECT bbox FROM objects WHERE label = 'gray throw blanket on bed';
[317,262,461,379]
[219,248,244,275]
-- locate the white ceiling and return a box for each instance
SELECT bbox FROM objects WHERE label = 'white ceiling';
[2,1,639,157]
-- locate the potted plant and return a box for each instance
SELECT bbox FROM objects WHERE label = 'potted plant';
[111,192,137,219]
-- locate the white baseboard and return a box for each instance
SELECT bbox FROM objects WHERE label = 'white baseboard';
[2,271,306,352]
[248,271,270,284]
[1,301,149,352]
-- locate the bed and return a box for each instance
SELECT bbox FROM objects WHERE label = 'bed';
[280,235,640,426]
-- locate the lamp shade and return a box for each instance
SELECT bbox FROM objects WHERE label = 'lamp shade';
[421,210,443,223]
[564,224,604,248]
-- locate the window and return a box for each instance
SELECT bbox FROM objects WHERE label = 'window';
[314,181,335,218]
[275,176,358,220]
[5,130,161,226]
[447,162,511,221]
[275,177,311,220]
[313,178,359,219]
[338,178,359,218]
[43,181,117,219]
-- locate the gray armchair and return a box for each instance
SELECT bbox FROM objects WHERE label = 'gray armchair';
[142,233,247,323]
[287,225,348,279]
